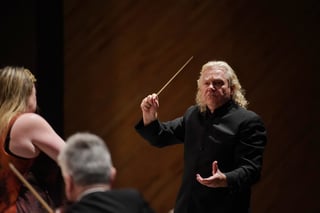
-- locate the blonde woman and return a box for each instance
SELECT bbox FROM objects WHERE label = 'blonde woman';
[0,66,65,213]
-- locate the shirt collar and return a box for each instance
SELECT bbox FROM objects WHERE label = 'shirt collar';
[77,185,110,201]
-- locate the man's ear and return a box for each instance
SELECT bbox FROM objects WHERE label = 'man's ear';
[230,85,235,95]
[64,174,75,201]
[110,166,117,184]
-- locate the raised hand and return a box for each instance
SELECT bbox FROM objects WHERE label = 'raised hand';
[140,93,159,125]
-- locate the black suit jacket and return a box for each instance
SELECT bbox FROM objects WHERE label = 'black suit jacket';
[64,188,155,213]
[135,101,267,213]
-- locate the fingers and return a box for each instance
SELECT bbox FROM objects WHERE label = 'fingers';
[196,174,206,184]
[196,174,211,185]
[196,174,202,182]
[141,93,159,111]
[212,161,218,175]
[196,161,227,188]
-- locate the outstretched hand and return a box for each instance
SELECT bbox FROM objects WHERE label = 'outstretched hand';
[196,161,228,188]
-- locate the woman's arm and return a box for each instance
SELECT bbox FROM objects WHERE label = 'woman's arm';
[9,113,65,161]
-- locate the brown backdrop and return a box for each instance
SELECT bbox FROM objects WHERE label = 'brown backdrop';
[2,1,316,213]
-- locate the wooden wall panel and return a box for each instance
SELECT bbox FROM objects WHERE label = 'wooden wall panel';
[63,1,320,213]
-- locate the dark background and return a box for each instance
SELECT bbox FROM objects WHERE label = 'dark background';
[1,1,319,212]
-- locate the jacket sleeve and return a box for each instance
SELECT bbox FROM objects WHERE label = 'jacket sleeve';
[134,116,185,148]
[224,113,267,191]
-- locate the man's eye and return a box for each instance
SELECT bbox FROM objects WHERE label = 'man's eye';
[213,81,224,87]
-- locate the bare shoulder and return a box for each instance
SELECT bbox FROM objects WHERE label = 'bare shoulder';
[17,112,45,120]
[13,113,49,130]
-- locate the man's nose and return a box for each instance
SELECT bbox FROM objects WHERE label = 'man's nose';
[209,83,216,90]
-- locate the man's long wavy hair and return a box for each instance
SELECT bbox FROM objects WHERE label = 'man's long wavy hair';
[195,61,248,112]
[0,66,36,133]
